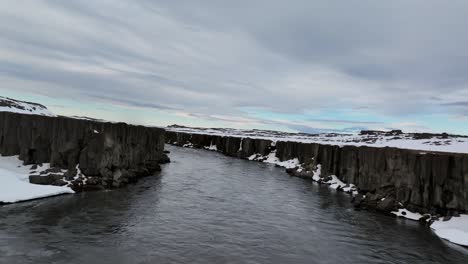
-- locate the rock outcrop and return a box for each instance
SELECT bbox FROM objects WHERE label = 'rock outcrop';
[166,130,468,216]
[0,112,168,191]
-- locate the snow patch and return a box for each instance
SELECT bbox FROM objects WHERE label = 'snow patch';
[391,209,424,221]
[0,155,74,204]
[324,175,347,190]
[204,142,218,151]
[431,215,468,247]
[312,165,322,181]
[248,154,261,161]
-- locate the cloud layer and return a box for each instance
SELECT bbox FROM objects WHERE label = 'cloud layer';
[1,0,468,133]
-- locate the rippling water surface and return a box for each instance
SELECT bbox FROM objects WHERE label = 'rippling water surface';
[1,145,467,264]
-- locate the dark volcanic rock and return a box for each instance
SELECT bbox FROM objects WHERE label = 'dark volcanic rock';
[352,194,366,208]
[29,175,55,185]
[166,130,468,214]
[158,153,171,164]
[0,112,166,190]
[376,198,396,212]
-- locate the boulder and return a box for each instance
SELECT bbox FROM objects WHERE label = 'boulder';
[29,175,55,185]
[376,198,396,212]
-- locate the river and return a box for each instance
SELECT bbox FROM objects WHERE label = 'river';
[0,145,467,264]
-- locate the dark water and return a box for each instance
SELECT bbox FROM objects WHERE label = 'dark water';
[1,146,467,264]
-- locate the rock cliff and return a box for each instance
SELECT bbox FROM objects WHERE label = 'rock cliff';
[166,130,468,216]
[0,112,168,191]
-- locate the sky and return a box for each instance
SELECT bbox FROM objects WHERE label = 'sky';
[1,0,468,134]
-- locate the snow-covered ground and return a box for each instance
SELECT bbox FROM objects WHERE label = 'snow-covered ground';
[167,125,468,154]
[68,116,107,122]
[0,155,74,204]
[0,96,56,117]
[431,215,468,247]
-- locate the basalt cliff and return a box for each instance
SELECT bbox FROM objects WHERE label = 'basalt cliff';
[0,111,168,192]
[166,127,468,216]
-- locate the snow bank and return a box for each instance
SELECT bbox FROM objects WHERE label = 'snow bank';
[247,150,301,169]
[0,155,74,204]
[431,215,468,247]
[324,175,347,190]
[391,209,425,221]
[312,165,321,181]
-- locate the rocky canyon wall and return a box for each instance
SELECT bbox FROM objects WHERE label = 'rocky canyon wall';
[0,112,167,190]
[166,131,468,215]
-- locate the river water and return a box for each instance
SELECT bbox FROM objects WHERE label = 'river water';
[1,145,467,264]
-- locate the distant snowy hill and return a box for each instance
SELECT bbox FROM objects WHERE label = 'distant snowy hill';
[0,96,56,117]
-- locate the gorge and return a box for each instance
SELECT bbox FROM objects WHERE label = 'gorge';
[1,97,467,249]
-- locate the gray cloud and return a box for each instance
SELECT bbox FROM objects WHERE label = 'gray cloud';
[304,118,382,125]
[1,0,468,132]
[442,102,468,107]
[90,95,179,111]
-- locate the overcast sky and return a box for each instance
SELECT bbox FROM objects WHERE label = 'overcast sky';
[1,0,468,134]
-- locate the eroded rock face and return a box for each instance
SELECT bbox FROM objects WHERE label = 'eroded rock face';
[166,131,468,215]
[0,112,167,191]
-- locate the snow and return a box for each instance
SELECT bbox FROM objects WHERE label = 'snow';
[272,158,301,169]
[256,150,302,169]
[204,143,218,151]
[431,215,468,247]
[248,154,260,161]
[310,169,358,194]
[167,126,468,154]
[0,96,55,117]
[68,116,107,122]
[183,143,194,148]
[0,155,74,204]
[391,209,424,221]
[312,165,322,181]
[324,175,347,190]
[342,184,357,194]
